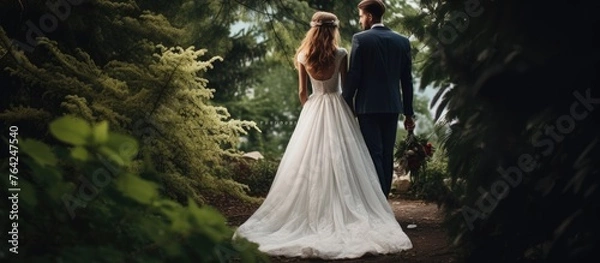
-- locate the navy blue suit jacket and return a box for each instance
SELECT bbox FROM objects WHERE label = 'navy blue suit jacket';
[343,26,414,116]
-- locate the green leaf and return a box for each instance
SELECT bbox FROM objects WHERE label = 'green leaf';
[170,210,192,234]
[71,146,90,161]
[20,139,58,167]
[188,202,229,241]
[115,173,159,205]
[49,116,92,146]
[105,133,139,163]
[98,146,125,166]
[155,199,182,210]
[93,121,109,145]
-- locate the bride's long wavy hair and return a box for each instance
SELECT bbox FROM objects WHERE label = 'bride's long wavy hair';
[294,12,340,73]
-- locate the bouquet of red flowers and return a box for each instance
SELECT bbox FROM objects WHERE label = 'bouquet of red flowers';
[395,131,435,176]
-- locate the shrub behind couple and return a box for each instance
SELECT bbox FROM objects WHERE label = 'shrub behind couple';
[235,0,415,259]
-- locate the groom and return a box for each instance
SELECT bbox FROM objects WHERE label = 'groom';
[343,0,415,198]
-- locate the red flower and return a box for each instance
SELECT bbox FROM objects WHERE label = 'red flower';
[424,143,433,157]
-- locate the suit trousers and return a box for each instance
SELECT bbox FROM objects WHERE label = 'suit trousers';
[357,113,399,198]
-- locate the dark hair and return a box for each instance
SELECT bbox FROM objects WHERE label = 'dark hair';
[357,0,386,21]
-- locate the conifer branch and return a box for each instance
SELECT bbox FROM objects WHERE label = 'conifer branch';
[149,57,184,115]
[0,29,21,64]
[0,29,50,86]
[0,48,7,62]
[267,15,292,68]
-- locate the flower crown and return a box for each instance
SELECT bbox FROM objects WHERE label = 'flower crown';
[310,19,338,27]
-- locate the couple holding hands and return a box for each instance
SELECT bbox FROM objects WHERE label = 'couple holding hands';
[235,0,415,259]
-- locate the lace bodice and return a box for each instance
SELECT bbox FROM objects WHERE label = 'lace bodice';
[298,48,347,95]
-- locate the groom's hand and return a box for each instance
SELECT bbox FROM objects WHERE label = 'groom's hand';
[404,115,415,132]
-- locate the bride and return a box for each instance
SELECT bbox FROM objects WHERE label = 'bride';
[234,11,413,259]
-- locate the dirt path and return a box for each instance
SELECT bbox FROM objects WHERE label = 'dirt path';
[219,196,458,263]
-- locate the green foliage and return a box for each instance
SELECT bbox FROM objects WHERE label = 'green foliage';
[219,157,279,198]
[0,116,268,262]
[407,157,454,204]
[0,0,261,205]
[230,60,302,157]
[401,0,600,262]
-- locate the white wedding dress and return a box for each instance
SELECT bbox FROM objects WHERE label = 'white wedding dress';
[234,48,412,259]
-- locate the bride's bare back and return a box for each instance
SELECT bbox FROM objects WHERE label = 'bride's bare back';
[306,66,337,81]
